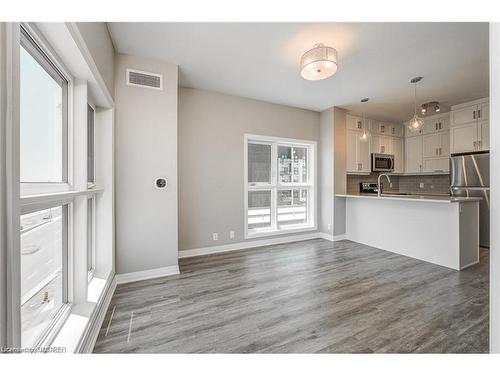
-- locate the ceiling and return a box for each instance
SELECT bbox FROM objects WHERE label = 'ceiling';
[107,22,489,122]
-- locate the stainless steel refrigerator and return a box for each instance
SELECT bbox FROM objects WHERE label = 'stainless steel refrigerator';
[450,151,490,247]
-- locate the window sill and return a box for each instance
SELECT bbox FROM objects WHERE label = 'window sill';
[246,225,317,239]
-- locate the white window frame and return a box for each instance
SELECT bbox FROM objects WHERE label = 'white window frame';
[19,25,72,197]
[244,134,317,239]
[19,197,73,348]
[87,103,96,189]
[87,196,95,282]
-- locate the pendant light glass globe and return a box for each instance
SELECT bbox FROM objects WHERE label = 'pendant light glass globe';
[359,98,371,142]
[300,43,338,81]
[407,77,424,133]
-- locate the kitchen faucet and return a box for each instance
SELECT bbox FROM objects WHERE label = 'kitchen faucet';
[377,173,392,197]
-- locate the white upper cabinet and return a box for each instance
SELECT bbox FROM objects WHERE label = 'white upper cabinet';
[423,114,449,134]
[479,121,489,151]
[423,131,449,158]
[406,136,423,174]
[391,137,404,174]
[451,104,477,126]
[423,133,441,158]
[372,121,403,137]
[346,114,365,130]
[450,98,489,153]
[372,134,392,155]
[346,130,371,173]
[423,158,449,174]
[479,102,489,121]
[450,123,479,153]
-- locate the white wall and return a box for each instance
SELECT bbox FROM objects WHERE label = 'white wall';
[178,87,320,251]
[115,53,178,274]
[490,22,499,353]
[333,107,347,236]
[319,108,334,236]
[76,23,115,99]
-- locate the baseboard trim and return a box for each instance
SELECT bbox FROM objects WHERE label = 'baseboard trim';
[317,233,347,242]
[77,274,116,353]
[179,232,348,259]
[115,265,180,285]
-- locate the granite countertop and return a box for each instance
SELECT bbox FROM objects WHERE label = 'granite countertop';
[336,193,482,204]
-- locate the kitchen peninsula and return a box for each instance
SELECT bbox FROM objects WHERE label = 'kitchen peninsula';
[336,193,481,270]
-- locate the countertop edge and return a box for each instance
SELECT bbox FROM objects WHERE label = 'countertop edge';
[335,194,482,204]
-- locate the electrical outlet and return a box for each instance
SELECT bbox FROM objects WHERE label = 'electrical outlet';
[327,223,331,231]
[419,182,425,189]
[212,233,218,241]
[229,231,235,239]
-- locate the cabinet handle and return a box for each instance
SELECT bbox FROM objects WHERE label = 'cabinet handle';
[439,122,442,130]
[473,110,476,119]
[473,141,477,149]
[478,109,481,119]
[439,147,442,155]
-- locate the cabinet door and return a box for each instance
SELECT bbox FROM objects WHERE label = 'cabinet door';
[391,137,404,173]
[346,130,359,172]
[423,158,449,173]
[358,136,371,173]
[423,133,440,158]
[450,123,478,153]
[479,102,489,121]
[406,136,423,173]
[438,116,450,132]
[389,124,403,137]
[372,135,391,154]
[479,121,489,151]
[451,104,477,126]
[440,131,450,156]
[347,115,364,130]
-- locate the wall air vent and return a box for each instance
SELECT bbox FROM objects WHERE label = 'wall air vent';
[126,69,163,90]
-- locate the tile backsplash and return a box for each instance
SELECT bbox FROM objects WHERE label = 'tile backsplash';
[347,173,450,195]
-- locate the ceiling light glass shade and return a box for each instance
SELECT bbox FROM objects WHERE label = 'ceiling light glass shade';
[408,115,425,132]
[300,44,338,81]
[359,129,371,142]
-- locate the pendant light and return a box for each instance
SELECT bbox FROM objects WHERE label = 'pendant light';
[407,76,424,133]
[359,98,371,142]
[300,43,338,81]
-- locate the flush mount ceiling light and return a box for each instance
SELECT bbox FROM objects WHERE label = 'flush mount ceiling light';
[359,98,371,142]
[300,43,338,81]
[407,76,425,133]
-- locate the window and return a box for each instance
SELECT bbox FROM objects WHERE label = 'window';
[87,197,95,278]
[20,28,68,192]
[245,135,316,238]
[87,105,95,186]
[20,205,68,347]
[18,26,72,348]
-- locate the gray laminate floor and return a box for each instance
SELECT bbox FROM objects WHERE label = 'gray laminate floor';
[93,239,489,353]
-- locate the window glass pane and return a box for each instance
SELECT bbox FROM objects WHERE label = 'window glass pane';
[20,45,65,183]
[87,198,94,273]
[87,105,95,184]
[248,190,272,230]
[277,189,308,227]
[248,143,271,184]
[21,206,66,346]
[278,146,307,184]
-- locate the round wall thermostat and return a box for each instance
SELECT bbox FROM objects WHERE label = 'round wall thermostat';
[155,177,167,189]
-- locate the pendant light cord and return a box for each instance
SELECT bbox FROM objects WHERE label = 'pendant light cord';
[414,83,417,117]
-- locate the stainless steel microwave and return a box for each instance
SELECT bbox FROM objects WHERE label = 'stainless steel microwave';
[372,153,394,172]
